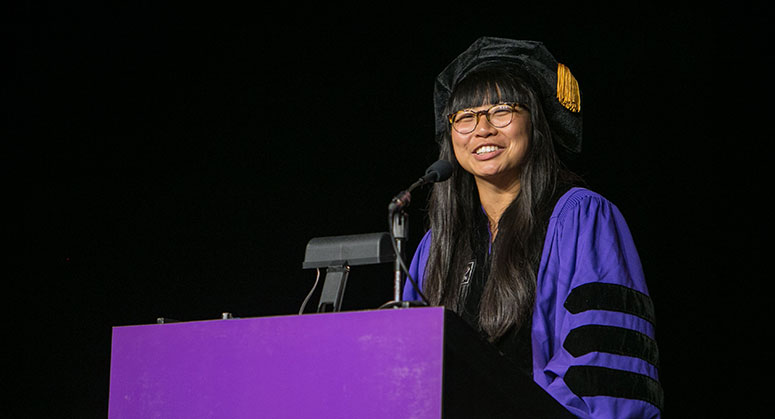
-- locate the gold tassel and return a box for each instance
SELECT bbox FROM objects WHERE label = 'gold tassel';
[557,63,581,113]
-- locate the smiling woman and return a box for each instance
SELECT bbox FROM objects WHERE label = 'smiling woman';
[402,37,664,418]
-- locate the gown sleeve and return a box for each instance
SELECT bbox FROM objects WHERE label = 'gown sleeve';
[402,230,432,302]
[532,188,663,418]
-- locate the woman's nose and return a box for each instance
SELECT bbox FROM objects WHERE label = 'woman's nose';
[474,113,497,135]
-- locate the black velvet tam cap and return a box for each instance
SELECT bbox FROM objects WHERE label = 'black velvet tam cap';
[434,37,582,154]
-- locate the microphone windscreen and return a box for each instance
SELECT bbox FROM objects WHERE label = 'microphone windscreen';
[425,160,453,183]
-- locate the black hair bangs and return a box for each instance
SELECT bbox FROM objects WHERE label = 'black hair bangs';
[446,65,535,117]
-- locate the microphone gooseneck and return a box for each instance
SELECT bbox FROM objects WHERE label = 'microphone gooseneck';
[388,160,453,213]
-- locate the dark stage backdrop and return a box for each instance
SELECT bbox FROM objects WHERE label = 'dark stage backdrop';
[6,4,757,418]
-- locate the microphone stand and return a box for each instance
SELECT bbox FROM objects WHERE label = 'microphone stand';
[388,184,418,304]
[391,208,408,302]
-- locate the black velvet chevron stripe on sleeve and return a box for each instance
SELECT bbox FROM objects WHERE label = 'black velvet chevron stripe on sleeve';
[565,365,664,411]
[563,282,656,324]
[563,324,660,367]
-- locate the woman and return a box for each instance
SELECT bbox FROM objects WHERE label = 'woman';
[403,37,663,418]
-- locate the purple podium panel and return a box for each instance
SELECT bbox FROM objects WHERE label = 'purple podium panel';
[109,307,445,419]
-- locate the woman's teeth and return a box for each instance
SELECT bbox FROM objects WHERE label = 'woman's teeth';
[475,145,500,155]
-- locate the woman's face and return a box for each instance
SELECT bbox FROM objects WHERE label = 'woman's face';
[450,103,530,186]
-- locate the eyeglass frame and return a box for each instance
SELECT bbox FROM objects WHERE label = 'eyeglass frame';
[447,102,526,134]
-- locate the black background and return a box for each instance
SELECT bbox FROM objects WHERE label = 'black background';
[6,4,763,417]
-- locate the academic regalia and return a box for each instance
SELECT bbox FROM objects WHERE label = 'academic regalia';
[403,187,663,418]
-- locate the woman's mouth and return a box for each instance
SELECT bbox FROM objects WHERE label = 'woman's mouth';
[473,145,504,160]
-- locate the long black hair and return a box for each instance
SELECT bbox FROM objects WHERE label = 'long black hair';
[423,64,579,341]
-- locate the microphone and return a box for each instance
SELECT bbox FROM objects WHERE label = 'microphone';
[388,160,453,213]
[421,159,454,184]
[387,160,452,305]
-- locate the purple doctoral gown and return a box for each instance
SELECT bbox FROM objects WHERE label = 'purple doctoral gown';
[403,187,663,418]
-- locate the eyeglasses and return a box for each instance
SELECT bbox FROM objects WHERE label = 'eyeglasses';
[447,103,525,134]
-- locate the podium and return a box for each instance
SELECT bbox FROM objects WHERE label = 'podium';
[108,307,572,418]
